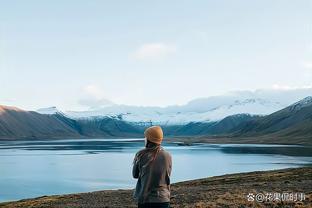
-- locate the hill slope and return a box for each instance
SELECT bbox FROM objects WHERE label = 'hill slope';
[0,105,81,139]
[166,114,258,136]
[234,96,312,138]
[0,105,141,140]
[76,117,142,137]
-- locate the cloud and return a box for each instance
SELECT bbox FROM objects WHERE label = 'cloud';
[78,84,114,109]
[131,43,176,60]
[303,61,312,69]
[272,84,312,90]
[83,85,104,100]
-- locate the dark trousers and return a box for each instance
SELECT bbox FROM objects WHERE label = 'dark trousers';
[138,202,170,208]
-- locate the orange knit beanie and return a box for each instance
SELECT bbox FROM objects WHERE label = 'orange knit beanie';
[144,126,163,145]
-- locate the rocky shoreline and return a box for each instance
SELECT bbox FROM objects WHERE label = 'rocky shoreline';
[1,167,311,208]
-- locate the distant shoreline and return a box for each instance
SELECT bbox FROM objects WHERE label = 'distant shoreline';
[1,167,311,208]
[167,135,312,146]
[1,135,311,146]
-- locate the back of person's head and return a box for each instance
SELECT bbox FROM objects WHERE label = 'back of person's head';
[134,126,163,164]
[144,126,163,145]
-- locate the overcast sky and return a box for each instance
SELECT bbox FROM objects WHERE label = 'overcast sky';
[1,0,312,110]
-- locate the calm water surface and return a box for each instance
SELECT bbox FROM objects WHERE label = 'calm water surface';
[0,139,311,202]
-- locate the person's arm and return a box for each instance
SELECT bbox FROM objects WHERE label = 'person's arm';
[166,153,172,186]
[168,154,172,177]
[132,154,139,179]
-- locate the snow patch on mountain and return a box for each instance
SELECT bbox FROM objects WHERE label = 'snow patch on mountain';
[289,96,312,112]
[293,96,312,106]
[66,98,284,125]
[37,107,61,115]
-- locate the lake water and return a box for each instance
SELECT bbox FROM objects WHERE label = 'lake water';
[0,139,312,202]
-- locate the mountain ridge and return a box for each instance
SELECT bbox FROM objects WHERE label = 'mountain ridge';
[0,96,311,144]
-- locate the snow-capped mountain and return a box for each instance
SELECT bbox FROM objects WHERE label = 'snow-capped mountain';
[37,89,312,125]
[4,96,312,141]
[65,98,284,125]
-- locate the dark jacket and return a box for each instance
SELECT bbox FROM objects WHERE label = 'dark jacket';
[132,147,172,203]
